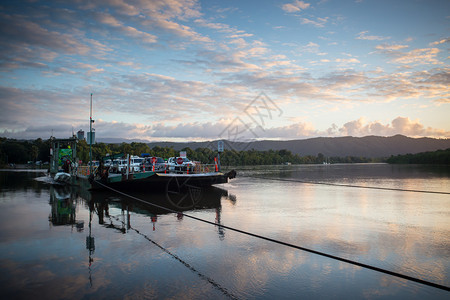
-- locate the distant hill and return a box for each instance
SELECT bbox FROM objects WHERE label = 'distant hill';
[97,137,151,144]
[98,135,450,158]
[245,135,450,158]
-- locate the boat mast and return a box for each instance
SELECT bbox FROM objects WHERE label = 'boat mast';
[89,93,93,175]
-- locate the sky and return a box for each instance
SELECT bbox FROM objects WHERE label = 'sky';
[0,0,449,142]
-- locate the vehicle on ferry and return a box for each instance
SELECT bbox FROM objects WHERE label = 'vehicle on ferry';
[142,157,166,172]
[87,160,99,167]
[110,156,144,173]
[167,157,195,173]
[130,156,144,172]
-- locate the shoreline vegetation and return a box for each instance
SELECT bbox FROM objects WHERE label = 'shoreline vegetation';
[0,137,449,168]
[386,148,450,164]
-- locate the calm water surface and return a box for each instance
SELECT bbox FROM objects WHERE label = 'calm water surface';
[0,164,449,299]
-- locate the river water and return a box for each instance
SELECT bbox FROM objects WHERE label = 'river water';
[0,164,449,299]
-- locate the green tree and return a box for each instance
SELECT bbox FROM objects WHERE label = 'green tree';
[92,143,112,160]
[131,142,150,156]
[119,142,132,155]
[31,145,39,162]
[1,140,28,163]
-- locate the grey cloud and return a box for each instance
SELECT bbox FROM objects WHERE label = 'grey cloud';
[338,117,449,137]
[3,116,448,141]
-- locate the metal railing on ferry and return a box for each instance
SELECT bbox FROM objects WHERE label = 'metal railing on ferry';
[193,163,219,173]
[77,165,98,177]
[76,162,220,176]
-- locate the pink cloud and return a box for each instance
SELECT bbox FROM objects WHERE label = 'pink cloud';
[282,1,311,13]
[337,117,449,138]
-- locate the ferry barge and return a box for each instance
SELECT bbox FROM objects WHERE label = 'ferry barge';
[49,137,236,192]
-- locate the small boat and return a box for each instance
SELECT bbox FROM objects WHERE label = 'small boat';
[54,171,71,184]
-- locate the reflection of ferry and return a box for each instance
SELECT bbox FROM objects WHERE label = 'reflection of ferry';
[49,185,75,226]
[48,182,235,235]
[88,186,234,240]
[49,185,84,230]
[46,179,236,287]
[88,185,231,214]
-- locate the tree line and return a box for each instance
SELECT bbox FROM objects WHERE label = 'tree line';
[1,137,381,166]
[386,148,450,164]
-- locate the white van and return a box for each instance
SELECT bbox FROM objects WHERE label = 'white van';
[112,159,126,173]
[129,156,144,172]
[112,156,144,173]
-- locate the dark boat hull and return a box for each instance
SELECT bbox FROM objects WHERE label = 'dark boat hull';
[90,171,235,191]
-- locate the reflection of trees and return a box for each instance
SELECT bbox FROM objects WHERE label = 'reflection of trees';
[1,170,46,192]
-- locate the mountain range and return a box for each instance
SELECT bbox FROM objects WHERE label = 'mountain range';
[98,135,450,158]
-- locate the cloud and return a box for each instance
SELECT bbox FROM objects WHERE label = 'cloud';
[337,117,449,137]
[374,43,442,66]
[3,116,448,141]
[150,17,212,43]
[1,0,448,142]
[228,33,254,38]
[0,14,88,55]
[259,122,319,139]
[127,0,210,43]
[429,37,450,46]
[301,17,328,28]
[194,18,233,32]
[0,13,90,70]
[391,48,441,65]
[0,0,212,73]
[188,49,262,72]
[92,1,206,43]
[0,86,91,134]
[356,31,390,41]
[122,25,158,43]
[375,44,409,51]
[318,71,366,89]
[301,41,320,53]
[282,1,311,13]
[96,12,122,27]
[94,11,158,44]
[334,58,360,64]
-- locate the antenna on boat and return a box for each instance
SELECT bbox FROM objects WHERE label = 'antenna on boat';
[89,93,93,175]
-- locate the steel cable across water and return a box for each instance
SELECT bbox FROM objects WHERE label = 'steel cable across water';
[105,213,239,300]
[241,175,450,195]
[94,180,450,292]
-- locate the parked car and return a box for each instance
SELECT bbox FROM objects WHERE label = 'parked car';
[112,159,127,173]
[167,157,195,173]
[87,160,99,167]
[104,159,112,167]
[142,157,166,172]
[111,156,143,173]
